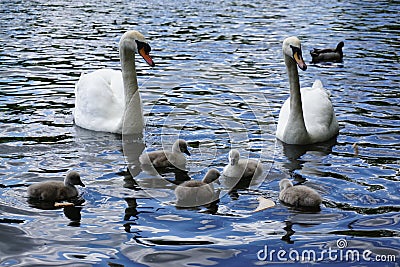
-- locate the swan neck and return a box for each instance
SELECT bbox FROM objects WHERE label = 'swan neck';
[284,54,309,142]
[286,55,300,98]
[120,44,139,107]
[119,41,144,134]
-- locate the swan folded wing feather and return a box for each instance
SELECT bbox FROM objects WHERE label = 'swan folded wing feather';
[301,80,338,142]
[74,69,124,133]
[277,83,338,144]
[222,158,263,188]
[276,99,290,141]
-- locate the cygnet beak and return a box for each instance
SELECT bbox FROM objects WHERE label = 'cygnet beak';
[184,148,191,156]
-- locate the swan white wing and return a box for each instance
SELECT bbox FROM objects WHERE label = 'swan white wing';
[301,80,339,142]
[276,98,290,141]
[74,69,124,133]
[276,80,339,144]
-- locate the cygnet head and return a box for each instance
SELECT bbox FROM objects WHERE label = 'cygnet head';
[173,139,191,156]
[282,36,307,71]
[120,30,155,67]
[228,149,240,166]
[279,178,293,191]
[202,168,221,184]
[65,171,85,187]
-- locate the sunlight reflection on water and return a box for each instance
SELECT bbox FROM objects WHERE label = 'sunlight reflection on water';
[0,0,399,266]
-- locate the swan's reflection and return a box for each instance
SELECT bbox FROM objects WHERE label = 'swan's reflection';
[121,245,239,266]
[279,212,345,244]
[278,137,337,173]
[123,197,141,237]
[122,133,145,177]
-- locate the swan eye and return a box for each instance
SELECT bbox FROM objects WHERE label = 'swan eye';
[135,40,151,54]
[144,43,151,54]
[290,45,302,57]
[290,45,307,70]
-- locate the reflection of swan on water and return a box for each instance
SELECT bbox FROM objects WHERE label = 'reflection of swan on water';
[27,171,85,202]
[139,139,191,170]
[279,178,322,208]
[74,30,155,134]
[276,37,339,145]
[278,137,337,173]
[175,168,220,207]
[221,149,263,188]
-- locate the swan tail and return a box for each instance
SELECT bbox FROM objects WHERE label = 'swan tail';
[312,79,323,89]
[312,79,332,96]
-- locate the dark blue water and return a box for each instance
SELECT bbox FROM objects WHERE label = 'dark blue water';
[1,0,399,266]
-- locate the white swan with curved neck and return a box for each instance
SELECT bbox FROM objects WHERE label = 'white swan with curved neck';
[74,30,155,134]
[276,37,339,145]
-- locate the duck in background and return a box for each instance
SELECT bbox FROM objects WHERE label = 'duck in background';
[310,41,344,63]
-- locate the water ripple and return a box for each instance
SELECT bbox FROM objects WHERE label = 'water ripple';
[0,0,399,266]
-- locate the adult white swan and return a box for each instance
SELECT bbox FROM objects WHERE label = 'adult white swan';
[276,37,339,145]
[74,30,155,134]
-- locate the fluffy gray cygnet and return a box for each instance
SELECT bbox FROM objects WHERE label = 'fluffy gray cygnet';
[139,139,190,169]
[221,149,263,188]
[175,168,220,207]
[279,178,322,208]
[27,171,85,201]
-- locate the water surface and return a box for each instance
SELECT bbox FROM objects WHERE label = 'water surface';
[0,0,399,266]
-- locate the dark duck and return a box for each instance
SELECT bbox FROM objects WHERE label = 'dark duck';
[310,41,344,63]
